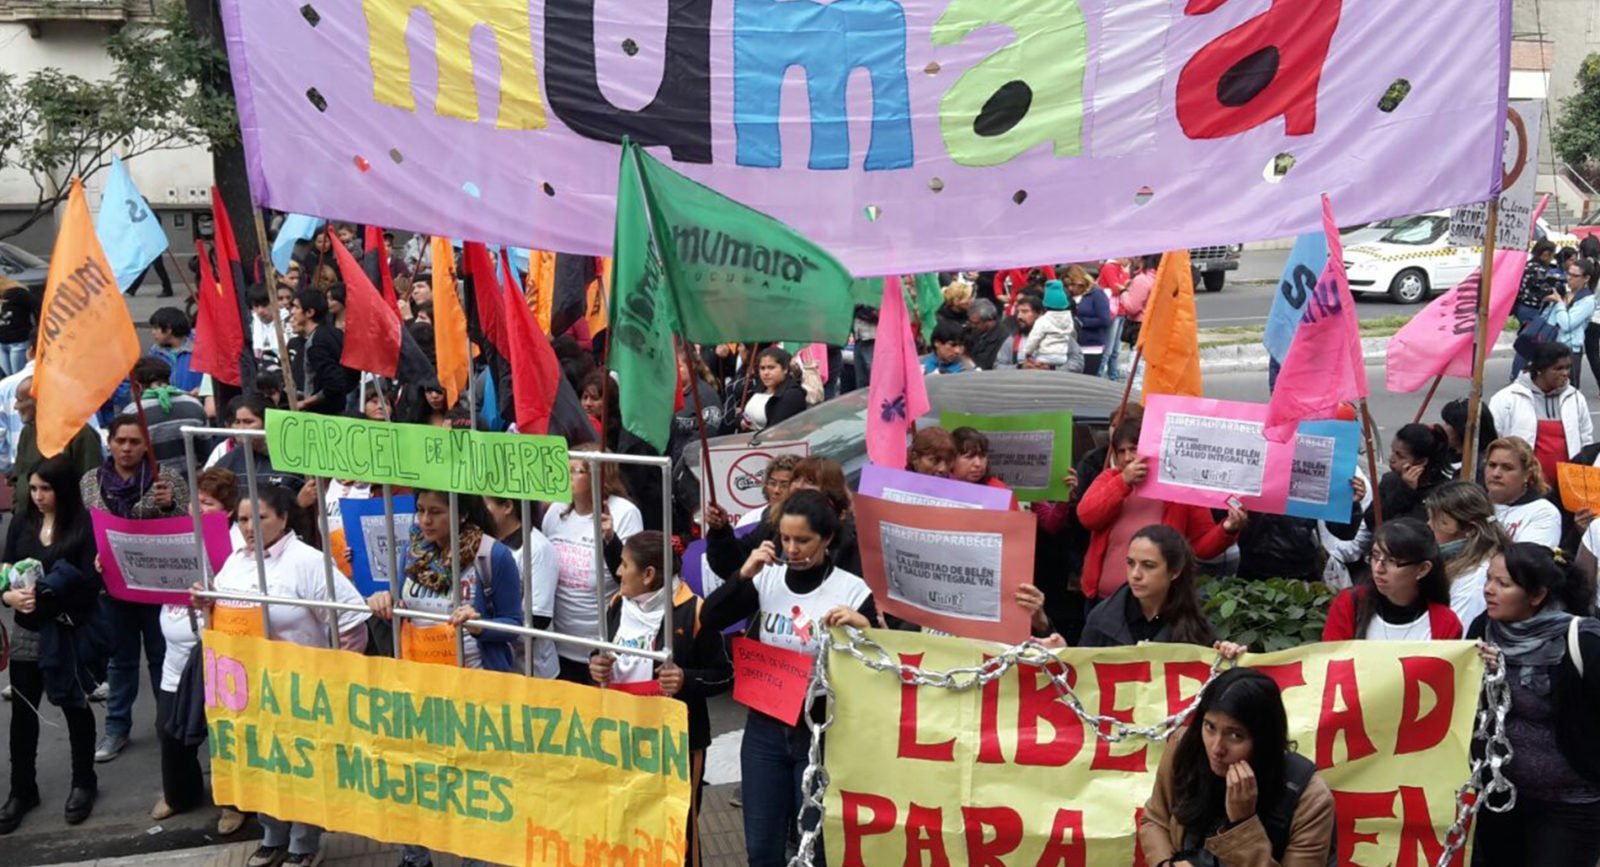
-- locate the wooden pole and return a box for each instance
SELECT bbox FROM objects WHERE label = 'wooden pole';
[251,209,301,409]
[165,248,196,302]
[1461,201,1500,484]
[129,381,160,477]
[1104,346,1144,470]
[679,339,720,510]
[1359,397,1384,526]
[1412,374,1444,425]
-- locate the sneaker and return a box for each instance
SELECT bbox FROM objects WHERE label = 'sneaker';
[246,844,286,867]
[282,852,323,867]
[88,683,108,703]
[93,733,128,763]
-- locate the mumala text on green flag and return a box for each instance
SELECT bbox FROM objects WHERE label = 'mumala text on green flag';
[612,140,857,450]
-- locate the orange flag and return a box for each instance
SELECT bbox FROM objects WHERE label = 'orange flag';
[34,178,140,456]
[1137,250,1203,400]
[585,257,611,337]
[430,236,470,409]
[525,249,556,334]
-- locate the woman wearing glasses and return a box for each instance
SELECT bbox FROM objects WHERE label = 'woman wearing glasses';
[1322,517,1462,641]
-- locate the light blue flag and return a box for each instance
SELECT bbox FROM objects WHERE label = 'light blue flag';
[270,213,325,273]
[1262,231,1332,363]
[94,155,169,292]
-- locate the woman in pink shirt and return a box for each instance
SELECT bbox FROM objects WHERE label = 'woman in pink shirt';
[1119,255,1162,346]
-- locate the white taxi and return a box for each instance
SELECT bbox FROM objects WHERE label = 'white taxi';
[1343,211,1574,304]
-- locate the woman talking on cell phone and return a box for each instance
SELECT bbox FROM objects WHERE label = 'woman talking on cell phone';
[1140,668,1336,867]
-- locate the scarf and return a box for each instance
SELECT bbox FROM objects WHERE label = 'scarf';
[1487,607,1578,669]
[97,457,152,519]
[141,384,181,413]
[1438,538,1468,559]
[613,587,669,684]
[403,521,484,594]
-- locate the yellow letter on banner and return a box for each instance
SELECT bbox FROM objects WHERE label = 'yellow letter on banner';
[202,631,689,865]
[823,633,1483,866]
[363,0,547,130]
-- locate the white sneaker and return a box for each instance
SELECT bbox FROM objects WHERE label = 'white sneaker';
[1,685,11,701]
[88,683,109,702]
[93,733,128,763]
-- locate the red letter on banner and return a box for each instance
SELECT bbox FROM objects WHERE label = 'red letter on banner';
[1164,660,1213,718]
[1395,657,1455,755]
[962,806,1024,867]
[1316,658,1377,769]
[1018,659,1083,766]
[1398,786,1465,867]
[905,802,952,867]
[1175,0,1343,139]
[978,655,1005,764]
[840,791,896,867]
[1332,790,1395,865]
[1092,661,1152,771]
[898,653,956,762]
[1033,809,1087,867]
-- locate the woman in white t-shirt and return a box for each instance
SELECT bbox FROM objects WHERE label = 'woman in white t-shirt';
[189,485,370,867]
[1483,437,1563,546]
[1425,481,1512,629]
[701,490,876,867]
[542,443,643,682]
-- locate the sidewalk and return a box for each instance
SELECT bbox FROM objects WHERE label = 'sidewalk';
[45,784,749,867]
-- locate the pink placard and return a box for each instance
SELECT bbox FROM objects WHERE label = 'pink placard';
[1136,395,1293,514]
[91,509,232,605]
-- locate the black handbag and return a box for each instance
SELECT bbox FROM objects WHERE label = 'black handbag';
[163,642,210,748]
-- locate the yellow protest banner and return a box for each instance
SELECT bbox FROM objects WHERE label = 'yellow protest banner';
[203,631,690,866]
[824,632,1482,867]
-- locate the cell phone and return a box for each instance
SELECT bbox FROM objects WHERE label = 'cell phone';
[1225,496,1244,511]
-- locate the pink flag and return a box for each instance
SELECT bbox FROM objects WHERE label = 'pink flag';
[1385,251,1530,393]
[867,276,930,468]
[795,343,830,383]
[1265,196,1367,442]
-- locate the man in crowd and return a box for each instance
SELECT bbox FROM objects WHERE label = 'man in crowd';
[289,289,354,415]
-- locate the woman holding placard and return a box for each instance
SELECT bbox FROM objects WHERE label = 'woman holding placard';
[701,490,875,867]
[0,456,102,834]
[1481,438,1563,546]
[1425,482,1511,629]
[1139,667,1336,866]
[544,443,644,683]
[1469,543,1600,865]
[590,531,731,867]
[191,485,370,867]
[1322,518,1461,641]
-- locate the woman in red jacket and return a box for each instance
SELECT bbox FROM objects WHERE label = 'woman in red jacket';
[1075,418,1245,602]
[1323,517,1462,641]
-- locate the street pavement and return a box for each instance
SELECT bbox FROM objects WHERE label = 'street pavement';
[1194,247,1415,328]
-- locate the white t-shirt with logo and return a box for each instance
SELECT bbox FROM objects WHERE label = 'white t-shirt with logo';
[543,497,644,661]
[400,546,484,670]
[611,588,668,684]
[751,564,872,656]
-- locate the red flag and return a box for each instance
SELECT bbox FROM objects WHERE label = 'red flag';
[209,190,257,387]
[362,224,399,315]
[499,249,561,434]
[462,242,509,358]
[190,239,243,387]
[329,228,402,377]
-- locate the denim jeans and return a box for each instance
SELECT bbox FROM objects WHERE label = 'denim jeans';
[0,342,28,377]
[260,815,322,856]
[852,341,874,393]
[741,711,822,867]
[104,598,166,739]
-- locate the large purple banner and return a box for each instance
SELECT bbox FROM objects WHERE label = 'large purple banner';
[220,0,1508,274]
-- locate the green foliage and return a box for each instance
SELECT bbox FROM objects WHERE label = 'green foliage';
[1554,54,1600,184]
[1199,577,1336,653]
[0,2,237,240]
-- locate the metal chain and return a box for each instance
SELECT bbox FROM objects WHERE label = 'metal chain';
[786,630,1517,867]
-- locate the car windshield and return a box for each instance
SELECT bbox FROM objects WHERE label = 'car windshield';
[1378,216,1449,245]
[0,243,46,269]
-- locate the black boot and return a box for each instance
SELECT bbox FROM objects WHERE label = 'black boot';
[0,791,40,835]
[64,785,95,825]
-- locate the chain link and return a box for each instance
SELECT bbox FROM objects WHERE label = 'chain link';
[786,630,1517,867]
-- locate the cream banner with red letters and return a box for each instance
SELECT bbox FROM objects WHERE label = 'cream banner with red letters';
[824,631,1482,866]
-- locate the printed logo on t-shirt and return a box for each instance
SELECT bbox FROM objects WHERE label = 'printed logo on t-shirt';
[552,539,596,590]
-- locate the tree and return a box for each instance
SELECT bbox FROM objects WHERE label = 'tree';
[1554,53,1600,187]
[0,1,238,242]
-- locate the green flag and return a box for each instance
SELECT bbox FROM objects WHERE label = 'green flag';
[913,273,943,342]
[612,140,858,450]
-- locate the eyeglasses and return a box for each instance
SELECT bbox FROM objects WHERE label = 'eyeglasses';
[1367,553,1418,569]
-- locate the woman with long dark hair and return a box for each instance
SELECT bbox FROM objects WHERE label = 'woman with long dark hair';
[1368,424,1453,528]
[1469,543,1600,865]
[1079,525,1218,647]
[740,347,806,432]
[1140,668,1335,866]
[1323,517,1461,641]
[1425,481,1511,629]
[0,456,101,833]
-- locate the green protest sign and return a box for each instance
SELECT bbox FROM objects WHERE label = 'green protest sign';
[265,411,572,502]
[939,411,1074,502]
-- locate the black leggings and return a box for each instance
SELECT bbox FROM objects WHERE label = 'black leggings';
[157,689,206,812]
[8,660,96,798]
[1472,796,1600,866]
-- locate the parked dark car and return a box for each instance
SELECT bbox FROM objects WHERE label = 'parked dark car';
[0,241,49,293]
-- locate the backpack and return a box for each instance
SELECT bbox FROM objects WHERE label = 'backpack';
[1175,753,1336,867]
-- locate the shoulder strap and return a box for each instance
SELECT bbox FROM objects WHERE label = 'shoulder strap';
[1571,616,1585,678]
[1262,753,1318,861]
[472,537,497,615]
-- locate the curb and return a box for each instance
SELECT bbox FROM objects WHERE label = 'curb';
[1196,334,1516,375]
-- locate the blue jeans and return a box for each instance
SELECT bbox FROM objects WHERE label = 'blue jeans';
[852,340,874,393]
[260,815,322,856]
[741,711,822,867]
[104,598,166,739]
[0,341,27,377]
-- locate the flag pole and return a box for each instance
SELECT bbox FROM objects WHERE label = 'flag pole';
[1461,200,1500,484]
[129,381,160,477]
[1104,346,1144,469]
[251,209,301,409]
[165,248,196,302]
[1358,397,1385,526]
[1412,374,1444,424]
[678,339,719,510]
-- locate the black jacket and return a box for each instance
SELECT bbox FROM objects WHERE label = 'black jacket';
[967,320,1015,371]
[759,378,809,429]
[1468,614,1600,785]
[1235,514,1324,582]
[600,585,732,750]
[300,325,353,414]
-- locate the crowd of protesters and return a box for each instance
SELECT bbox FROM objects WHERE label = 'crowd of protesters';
[0,233,1596,867]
